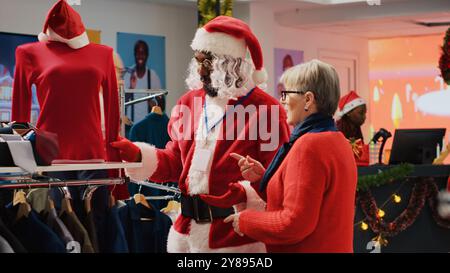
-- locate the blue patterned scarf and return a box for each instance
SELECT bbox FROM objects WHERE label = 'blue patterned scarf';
[259,112,337,192]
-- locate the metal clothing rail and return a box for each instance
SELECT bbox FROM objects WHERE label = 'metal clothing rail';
[124,91,168,106]
[131,180,181,194]
[124,89,169,94]
[0,177,128,189]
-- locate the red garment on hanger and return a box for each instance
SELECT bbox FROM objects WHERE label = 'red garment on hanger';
[12,41,120,162]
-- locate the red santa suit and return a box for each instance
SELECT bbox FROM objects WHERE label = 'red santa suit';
[126,87,289,252]
[125,16,290,252]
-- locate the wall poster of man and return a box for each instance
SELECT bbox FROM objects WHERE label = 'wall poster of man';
[117,32,166,138]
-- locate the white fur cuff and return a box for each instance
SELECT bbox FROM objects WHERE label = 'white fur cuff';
[239,181,266,211]
[124,142,158,182]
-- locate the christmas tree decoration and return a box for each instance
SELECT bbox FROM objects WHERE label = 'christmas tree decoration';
[361,221,369,231]
[393,194,402,204]
[198,0,234,27]
[373,234,388,247]
[377,209,385,218]
[357,178,450,243]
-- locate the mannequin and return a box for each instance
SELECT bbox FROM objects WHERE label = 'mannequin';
[11,0,125,253]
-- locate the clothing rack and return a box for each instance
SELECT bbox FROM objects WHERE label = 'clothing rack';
[128,195,175,201]
[130,180,181,195]
[124,91,168,107]
[0,162,141,190]
[0,177,128,189]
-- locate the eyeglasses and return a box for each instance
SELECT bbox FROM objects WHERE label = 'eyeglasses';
[280,90,305,101]
[196,58,213,69]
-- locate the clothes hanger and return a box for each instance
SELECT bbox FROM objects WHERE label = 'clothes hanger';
[47,182,55,211]
[133,184,152,210]
[82,185,99,214]
[151,106,162,115]
[109,184,117,209]
[151,98,163,115]
[162,200,181,214]
[14,188,31,221]
[59,182,73,216]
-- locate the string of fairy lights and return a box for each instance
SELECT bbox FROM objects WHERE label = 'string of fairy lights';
[355,180,407,231]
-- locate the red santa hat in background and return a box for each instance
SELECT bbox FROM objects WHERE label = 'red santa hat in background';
[337,90,366,119]
[38,0,89,49]
[190,16,268,85]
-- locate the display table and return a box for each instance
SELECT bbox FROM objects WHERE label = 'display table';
[0,162,142,174]
[354,164,450,253]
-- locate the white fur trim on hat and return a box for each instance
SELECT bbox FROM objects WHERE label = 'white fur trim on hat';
[42,27,89,49]
[252,68,268,85]
[239,181,266,211]
[38,32,49,42]
[124,142,158,182]
[338,97,365,118]
[191,28,246,59]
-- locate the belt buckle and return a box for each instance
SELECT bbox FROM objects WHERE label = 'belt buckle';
[193,195,213,223]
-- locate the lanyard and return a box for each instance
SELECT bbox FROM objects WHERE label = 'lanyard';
[203,88,255,135]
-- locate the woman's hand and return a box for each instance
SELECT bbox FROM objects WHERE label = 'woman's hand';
[224,213,244,236]
[230,153,265,183]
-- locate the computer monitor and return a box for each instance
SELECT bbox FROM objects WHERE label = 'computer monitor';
[389,128,446,165]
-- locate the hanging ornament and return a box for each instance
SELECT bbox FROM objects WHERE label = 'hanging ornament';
[361,221,369,231]
[393,194,402,203]
[377,209,385,218]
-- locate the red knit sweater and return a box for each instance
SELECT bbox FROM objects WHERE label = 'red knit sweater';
[11,41,120,162]
[239,131,357,253]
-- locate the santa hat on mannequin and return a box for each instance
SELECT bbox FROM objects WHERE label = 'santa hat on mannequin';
[190,16,268,85]
[337,91,366,119]
[38,0,89,49]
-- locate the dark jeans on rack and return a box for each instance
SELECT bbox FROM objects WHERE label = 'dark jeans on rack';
[45,170,109,253]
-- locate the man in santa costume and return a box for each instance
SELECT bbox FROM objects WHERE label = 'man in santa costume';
[112,16,290,252]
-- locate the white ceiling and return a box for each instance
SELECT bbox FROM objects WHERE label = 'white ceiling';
[139,0,450,39]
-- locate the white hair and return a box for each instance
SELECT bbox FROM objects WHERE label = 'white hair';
[185,54,256,100]
[280,59,341,116]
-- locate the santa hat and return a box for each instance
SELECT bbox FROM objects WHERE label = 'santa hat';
[38,0,89,49]
[337,91,366,118]
[190,16,268,85]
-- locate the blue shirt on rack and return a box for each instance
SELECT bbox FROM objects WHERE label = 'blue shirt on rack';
[128,112,176,210]
[118,200,172,253]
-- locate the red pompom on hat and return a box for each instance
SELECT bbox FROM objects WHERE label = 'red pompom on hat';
[38,0,89,49]
[190,16,268,85]
[337,90,366,118]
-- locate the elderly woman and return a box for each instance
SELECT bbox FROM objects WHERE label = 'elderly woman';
[201,59,357,253]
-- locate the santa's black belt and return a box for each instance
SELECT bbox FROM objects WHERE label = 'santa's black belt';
[181,194,234,223]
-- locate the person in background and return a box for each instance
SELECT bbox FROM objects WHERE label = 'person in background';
[202,59,358,253]
[336,91,370,166]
